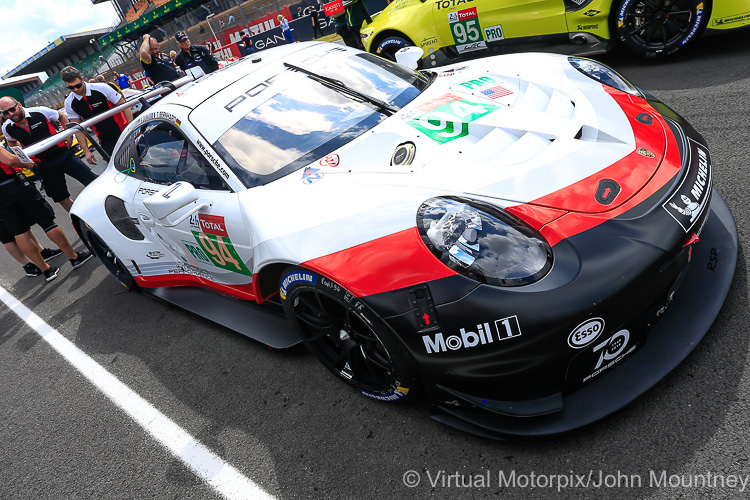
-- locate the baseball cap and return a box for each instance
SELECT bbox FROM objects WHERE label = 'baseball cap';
[175,31,188,42]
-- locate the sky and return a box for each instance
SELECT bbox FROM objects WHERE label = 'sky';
[0,0,120,79]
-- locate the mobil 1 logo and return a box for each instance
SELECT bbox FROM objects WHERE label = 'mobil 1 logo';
[422,315,522,354]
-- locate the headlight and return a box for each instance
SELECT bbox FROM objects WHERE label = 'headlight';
[416,197,553,286]
[568,57,641,97]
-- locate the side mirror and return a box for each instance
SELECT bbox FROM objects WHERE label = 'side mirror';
[186,66,206,79]
[143,182,199,220]
[395,46,424,71]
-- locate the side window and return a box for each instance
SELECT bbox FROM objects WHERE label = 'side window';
[112,121,229,191]
[176,143,228,190]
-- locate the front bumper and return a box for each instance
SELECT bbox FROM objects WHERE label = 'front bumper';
[429,189,737,439]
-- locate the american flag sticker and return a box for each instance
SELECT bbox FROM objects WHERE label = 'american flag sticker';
[479,85,513,100]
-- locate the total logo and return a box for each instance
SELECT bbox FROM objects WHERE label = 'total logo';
[422,315,522,354]
[189,214,228,237]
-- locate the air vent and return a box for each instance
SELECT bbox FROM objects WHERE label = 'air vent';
[105,195,144,240]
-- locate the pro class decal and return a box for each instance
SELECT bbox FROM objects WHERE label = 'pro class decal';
[422,316,522,354]
[448,7,486,54]
[483,24,504,42]
[187,214,252,276]
[280,271,317,299]
[663,139,711,232]
[407,93,499,144]
[456,76,514,101]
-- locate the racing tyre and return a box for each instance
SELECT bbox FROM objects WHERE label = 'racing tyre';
[374,34,414,62]
[279,267,416,402]
[614,0,710,57]
[79,221,139,291]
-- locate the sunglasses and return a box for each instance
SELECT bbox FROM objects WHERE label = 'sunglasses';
[67,82,84,90]
[1,103,18,116]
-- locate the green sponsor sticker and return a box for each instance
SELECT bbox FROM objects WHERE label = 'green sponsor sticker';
[191,231,252,276]
[408,98,499,144]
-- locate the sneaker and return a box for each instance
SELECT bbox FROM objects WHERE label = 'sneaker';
[40,248,63,261]
[70,250,93,270]
[43,265,59,282]
[23,262,42,277]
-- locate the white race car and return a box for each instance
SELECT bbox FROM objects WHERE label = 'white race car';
[68,42,736,438]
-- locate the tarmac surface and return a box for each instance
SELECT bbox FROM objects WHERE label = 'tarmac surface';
[0,31,749,499]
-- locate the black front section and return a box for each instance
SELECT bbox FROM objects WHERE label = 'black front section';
[360,108,737,439]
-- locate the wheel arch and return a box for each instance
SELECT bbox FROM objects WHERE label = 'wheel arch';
[255,261,294,302]
[369,30,416,55]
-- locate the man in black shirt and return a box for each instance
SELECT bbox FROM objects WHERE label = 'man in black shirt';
[310,6,322,39]
[139,34,181,84]
[0,147,92,281]
[239,31,254,56]
[174,31,220,75]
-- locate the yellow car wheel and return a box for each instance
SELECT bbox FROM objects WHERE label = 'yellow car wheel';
[372,32,414,62]
[614,0,711,57]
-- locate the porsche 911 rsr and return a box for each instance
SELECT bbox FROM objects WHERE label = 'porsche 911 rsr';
[361,0,750,65]
[59,42,736,439]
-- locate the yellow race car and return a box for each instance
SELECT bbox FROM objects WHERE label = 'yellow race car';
[361,0,750,65]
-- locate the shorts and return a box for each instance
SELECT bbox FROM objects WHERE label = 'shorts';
[38,149,98,203]
[0,180,58,237]
[0,218,14,244]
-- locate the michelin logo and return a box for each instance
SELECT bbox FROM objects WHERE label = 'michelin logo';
[422,316,522,354]
[663,139,711,232]
[280,272,317,299]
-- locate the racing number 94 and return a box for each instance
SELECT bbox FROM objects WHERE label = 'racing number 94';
[192,230,252,276]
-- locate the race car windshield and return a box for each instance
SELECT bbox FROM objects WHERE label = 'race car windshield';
[213,53,427,188]
[284,62,399,115]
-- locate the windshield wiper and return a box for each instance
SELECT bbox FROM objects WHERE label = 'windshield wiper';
[284,62,399,116]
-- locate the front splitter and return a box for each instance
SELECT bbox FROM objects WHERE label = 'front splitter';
[431,188,738,439]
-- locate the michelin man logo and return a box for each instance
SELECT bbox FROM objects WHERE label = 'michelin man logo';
[669,194,700,219]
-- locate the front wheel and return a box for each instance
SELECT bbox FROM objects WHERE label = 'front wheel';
[614,0,710,57]
[78,221,139,291]
[373,34,414,62]
[280,267,416,402]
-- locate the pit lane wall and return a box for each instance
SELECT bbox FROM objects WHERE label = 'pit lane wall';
[208,0,389,58]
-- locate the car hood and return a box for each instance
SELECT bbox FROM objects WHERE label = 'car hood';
[309,53,666,217]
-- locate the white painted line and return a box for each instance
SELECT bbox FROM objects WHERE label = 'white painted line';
[0,285,274,500]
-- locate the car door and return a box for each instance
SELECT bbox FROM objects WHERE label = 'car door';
[119,120,254,288]
[431,0,568,55]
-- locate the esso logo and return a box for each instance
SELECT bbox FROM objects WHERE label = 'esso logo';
[567,318,605,348]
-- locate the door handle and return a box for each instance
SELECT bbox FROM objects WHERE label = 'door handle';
[138,212,156,227]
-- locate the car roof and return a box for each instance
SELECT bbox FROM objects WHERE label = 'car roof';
[158,41,336,111]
